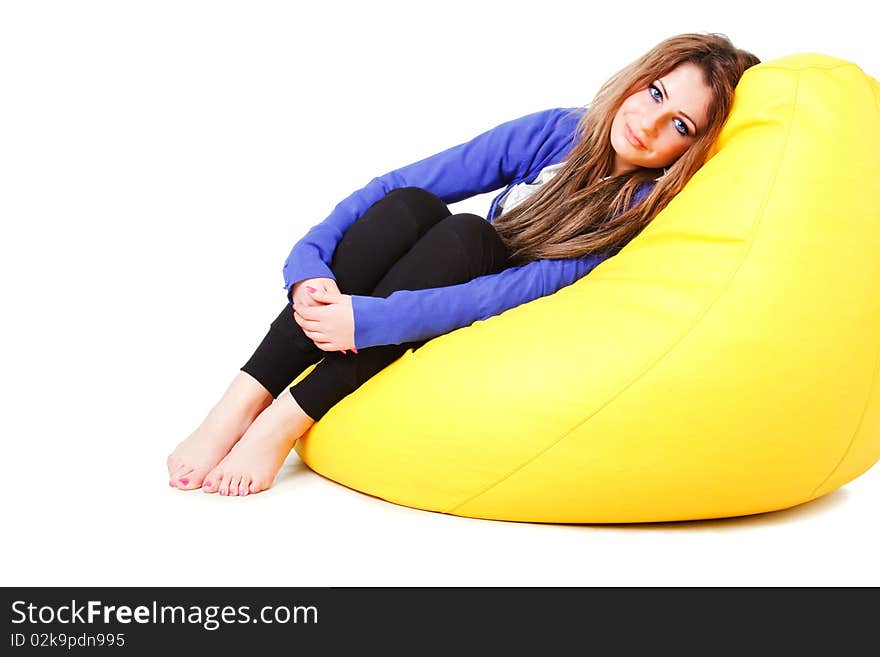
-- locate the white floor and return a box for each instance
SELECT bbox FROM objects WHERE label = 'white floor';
[4,1,879,589]
[6,351,880,587]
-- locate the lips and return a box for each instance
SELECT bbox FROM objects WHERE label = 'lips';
[624,124,646,149]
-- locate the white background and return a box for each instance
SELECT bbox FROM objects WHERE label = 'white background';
[2,0,878,586]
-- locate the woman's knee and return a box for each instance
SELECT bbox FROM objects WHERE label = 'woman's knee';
[329,187,451,294]
[383,187,451,227]
[433,213,511,276]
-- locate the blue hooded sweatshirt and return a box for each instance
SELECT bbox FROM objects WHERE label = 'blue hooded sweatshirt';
[282,107,654,349]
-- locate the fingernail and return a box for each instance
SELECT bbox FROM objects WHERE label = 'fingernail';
[306,286,316,292]
[341,349,347,354]
[352,348,358,354]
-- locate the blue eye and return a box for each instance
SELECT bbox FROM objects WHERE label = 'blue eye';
[650,83,691,137]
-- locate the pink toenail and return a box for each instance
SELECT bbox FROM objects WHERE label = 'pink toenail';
[203,481,211,487]
[180,478,189,485]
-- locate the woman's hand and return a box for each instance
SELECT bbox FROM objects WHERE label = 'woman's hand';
[291,277,339,308]
[293,286,357,353]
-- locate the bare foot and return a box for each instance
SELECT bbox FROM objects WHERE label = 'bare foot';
[201,390,314,496]
[168,371,273,490]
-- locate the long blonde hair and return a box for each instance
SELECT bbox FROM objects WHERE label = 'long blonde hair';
[492,33,760,264]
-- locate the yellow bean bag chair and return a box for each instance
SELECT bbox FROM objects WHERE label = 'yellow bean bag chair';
[292,53,880,523]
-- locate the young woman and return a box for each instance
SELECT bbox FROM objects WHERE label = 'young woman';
[168,32,760,497]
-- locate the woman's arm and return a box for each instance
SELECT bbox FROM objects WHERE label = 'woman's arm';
[348,253,607,349]
[282,107,581,301]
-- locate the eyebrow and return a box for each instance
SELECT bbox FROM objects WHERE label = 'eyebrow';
[657,79,699,135]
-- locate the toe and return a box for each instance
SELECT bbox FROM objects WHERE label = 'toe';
[238,477,250,497]
[170,463,191,483]
[202,469,221,494]
[218,473,232,496]
[172,467,195,488]
[178,468,209,490]
[228,475,241,496]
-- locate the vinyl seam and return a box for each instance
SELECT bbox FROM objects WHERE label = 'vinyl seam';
[805,72,880,499]
[808,344,880,500]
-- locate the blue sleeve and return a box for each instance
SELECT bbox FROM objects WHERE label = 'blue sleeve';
[282,107,579,300]
[349,253,607,349]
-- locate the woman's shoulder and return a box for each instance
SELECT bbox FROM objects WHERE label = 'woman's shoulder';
[555,105,587,122]
[521,106,585,124]
[538,106,587,141]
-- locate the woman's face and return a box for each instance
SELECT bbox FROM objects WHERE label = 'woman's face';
[609,62,713,175]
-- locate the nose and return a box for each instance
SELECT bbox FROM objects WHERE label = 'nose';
[637,110,660,138]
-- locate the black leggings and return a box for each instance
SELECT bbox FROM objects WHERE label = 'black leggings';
[240,187,512,421]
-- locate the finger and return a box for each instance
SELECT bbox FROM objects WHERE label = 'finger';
[297,315,324,332]
[294,297,321,311]
[303,329,327,341]
[294,305,319,321]
[293,313,322,330]
[308,287,337,303]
